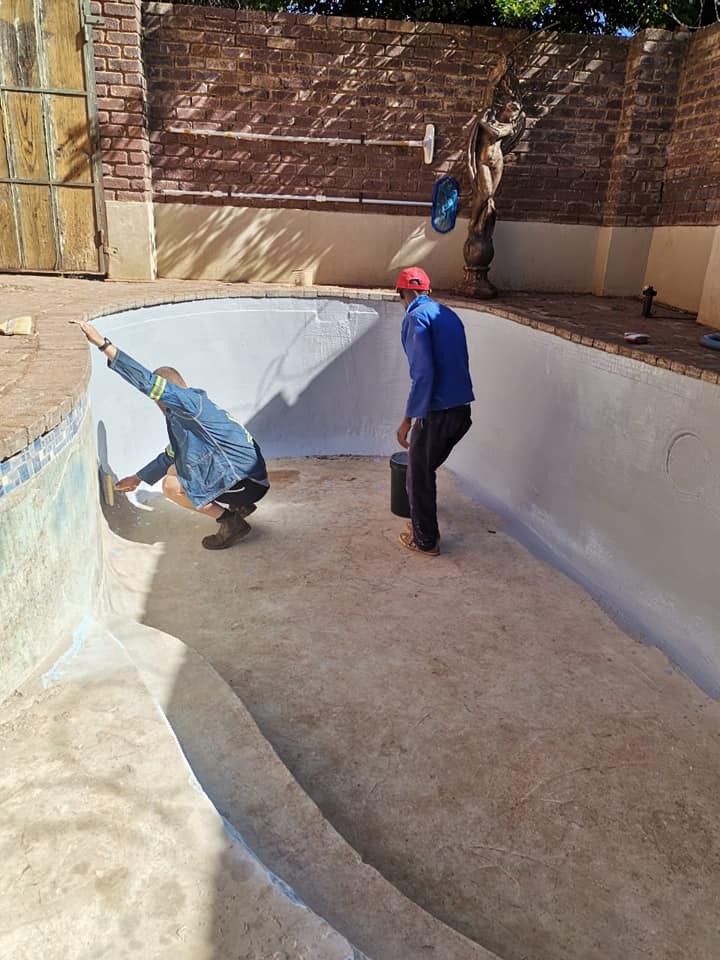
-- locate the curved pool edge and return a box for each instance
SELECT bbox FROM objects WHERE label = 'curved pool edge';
[104,583,502,960]
[1,617,363,960]
[2,278,718,465]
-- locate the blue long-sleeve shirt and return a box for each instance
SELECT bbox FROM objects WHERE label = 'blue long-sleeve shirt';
[401,295,474,419]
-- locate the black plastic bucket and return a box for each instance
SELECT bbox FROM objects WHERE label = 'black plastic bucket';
[389,451,411,518]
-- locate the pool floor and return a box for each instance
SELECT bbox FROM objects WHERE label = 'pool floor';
[107,456,720,960]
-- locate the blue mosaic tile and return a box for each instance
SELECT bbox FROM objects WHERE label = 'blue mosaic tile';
[0,395,87,498]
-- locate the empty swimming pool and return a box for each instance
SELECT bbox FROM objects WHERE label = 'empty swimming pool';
[91,295,720,692]
[81,294,720,960]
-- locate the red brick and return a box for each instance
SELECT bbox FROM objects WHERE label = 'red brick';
[95,71,124,84]
[103,2,137,15]
[107,31,137,45]
[101,176,130,189]
[95,43,121,58]
[91,10,720,228]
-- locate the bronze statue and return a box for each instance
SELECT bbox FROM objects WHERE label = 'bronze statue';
[463,59,526,299]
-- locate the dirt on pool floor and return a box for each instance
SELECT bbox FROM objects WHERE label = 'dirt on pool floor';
[108,456,720,960]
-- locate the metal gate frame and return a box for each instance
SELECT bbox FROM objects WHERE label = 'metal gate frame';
[0,0,107,275]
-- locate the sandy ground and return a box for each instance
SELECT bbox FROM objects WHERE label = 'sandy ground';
[108,456,720,960]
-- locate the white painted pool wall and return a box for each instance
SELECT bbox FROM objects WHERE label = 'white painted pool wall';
[90,298,720,693]
[454,310,720,694]
[90,298,410,476]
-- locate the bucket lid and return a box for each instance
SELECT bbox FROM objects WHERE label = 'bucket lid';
[390,451,409,466]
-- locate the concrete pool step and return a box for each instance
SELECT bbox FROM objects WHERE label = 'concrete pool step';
[110,617,503,960]
[0,622,358,960]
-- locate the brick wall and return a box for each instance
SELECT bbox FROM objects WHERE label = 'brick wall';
[91,4,720,229]
[602,30,687,227]
[498,32,628,224]
[660,23,720,226]
[143,5,494,216]
[140,4,630,224]
[92,0,152,201]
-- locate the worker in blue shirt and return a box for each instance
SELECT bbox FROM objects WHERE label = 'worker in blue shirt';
[395,267,474,555]
[71,319,269,551]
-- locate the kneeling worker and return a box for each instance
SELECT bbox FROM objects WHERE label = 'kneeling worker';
[72,320,268,550]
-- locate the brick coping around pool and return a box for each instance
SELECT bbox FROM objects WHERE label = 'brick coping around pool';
[1,275,718,461]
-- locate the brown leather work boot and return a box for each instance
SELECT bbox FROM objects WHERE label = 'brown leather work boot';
[202,512,251,550]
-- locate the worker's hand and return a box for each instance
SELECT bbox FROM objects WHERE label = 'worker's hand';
[69,318,105,348]
[115,474,141,493]
[396,417,412,449]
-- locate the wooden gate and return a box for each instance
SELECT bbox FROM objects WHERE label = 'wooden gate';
[0,0,106,275]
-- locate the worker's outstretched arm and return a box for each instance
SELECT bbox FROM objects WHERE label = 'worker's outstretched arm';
[69,320,200,416]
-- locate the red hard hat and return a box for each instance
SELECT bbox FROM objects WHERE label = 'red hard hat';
[395,266,431,292]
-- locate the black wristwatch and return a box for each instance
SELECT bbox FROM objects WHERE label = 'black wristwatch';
[99,337,112,352]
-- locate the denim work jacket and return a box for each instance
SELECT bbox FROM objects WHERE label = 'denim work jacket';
[110,350,267,508]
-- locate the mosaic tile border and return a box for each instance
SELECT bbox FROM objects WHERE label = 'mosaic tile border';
[0,395,88,500]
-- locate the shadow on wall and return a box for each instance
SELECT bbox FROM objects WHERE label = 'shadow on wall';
[154,202,335,284]
[147,19,613,288]
[155,199,475,288]
[95,303,403,514]
[244,316,404,457]
[147,21,615,212]
[90,298,406,477]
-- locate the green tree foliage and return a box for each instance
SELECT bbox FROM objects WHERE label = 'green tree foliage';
[172,0,716,34]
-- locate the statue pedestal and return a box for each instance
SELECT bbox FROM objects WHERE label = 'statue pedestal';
[461,267,498,300]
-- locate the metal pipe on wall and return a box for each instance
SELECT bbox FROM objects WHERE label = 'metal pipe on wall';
[160,188,431,206]
[167,123,436,164]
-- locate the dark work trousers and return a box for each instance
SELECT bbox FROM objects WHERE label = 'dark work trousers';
[216,477,269,510]
[407,405,472,550]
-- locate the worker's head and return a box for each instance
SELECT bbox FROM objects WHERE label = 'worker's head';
[395,267,431,306]
[152,366,186,411]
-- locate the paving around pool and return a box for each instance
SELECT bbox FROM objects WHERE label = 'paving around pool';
[2,276,719,960]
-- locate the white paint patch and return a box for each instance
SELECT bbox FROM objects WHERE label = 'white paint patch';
[41,617,92,688]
